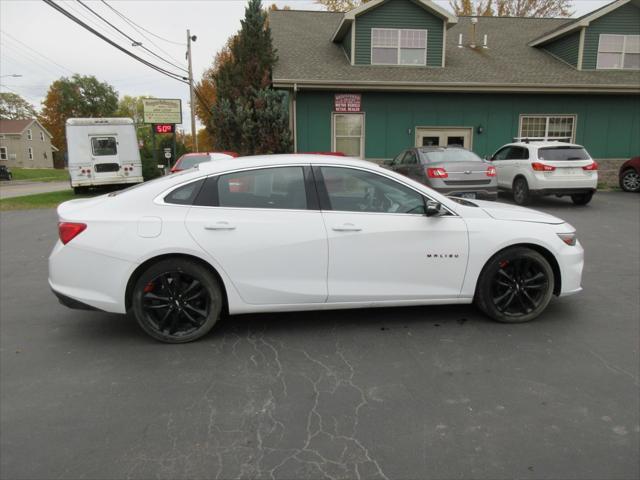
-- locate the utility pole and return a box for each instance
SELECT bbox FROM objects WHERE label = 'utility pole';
[187,29,198,152]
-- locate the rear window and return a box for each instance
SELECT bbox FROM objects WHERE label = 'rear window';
[421,149,483,163]
[91,137,117,156]
[178,155,211,170]
[538,147,590,161]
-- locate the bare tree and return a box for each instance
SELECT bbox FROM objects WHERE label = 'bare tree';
[450,0,573,17]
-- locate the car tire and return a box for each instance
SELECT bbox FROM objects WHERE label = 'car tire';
[512,177,531,205]
[571,192,593,206]
[131,258,223,343]
[475,247,555,324]
[620,169,640,193]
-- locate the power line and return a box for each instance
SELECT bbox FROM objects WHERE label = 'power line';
[99,0,186,47]
[75,0,188,74]
[42,0,188,85]
[99,0,187,67]
[0,30,75,75]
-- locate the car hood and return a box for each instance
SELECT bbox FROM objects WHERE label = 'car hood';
[471,199,565,225]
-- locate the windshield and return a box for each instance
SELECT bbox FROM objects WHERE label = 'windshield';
[538,147,590,161]
[421,149,483,163]
[179,155,211,169]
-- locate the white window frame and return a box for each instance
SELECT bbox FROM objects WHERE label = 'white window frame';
[28,147,33,160]
[597,34,640,70]
[371,28,427,66]
[518,114,577,143]
[40,131,45,141]
[0,147,7,160]
[332,113,365,159]
[26,129,32,140]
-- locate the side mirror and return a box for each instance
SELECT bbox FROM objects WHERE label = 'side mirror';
[485,155,493,161]
[382,158,393,166]
[425,200,442,217]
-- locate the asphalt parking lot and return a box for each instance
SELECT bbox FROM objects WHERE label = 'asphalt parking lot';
[1,192,638,480]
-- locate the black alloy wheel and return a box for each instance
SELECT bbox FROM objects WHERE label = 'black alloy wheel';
[620,169,640,193]
[512,177,531,205]
[132,258,222,343]
[475,247,554,323]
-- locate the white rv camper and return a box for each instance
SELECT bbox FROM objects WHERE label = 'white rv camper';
[66,118,143,193]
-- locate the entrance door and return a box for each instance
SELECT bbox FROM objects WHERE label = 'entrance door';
[416,128,473,149]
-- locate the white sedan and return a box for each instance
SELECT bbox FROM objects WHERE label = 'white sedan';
[49,155,584,343]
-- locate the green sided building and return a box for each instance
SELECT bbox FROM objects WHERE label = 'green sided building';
[269,0,640,184]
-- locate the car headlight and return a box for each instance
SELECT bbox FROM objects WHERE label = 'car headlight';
[557,232,577,246]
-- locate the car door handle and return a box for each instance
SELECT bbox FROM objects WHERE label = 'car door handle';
[204,222,236,231]
[332,223,362,232]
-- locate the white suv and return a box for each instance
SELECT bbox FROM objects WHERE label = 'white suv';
[490,142,598,206]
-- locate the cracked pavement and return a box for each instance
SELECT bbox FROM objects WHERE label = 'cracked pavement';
[1,192,638,479]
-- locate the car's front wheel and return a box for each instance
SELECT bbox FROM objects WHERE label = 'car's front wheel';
[475,247,555,323]
[131,258,223,343]
[620,169,640,193]
[512,177,531,205]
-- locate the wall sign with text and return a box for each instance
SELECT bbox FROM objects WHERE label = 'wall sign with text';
[334,94,361,113]
[153,124,175,134]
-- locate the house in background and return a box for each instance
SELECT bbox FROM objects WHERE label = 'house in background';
[270,0,639,183]
[0,119,56,169]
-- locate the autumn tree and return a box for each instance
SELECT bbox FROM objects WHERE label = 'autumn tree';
[314,0,369,12]
[449,0,572,17]
[0,93,37,120]
[210,0,291,155]
[40,74,118,152]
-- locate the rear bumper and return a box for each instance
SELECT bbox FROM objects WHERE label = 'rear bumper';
[442,188,498,201]
[71,176,143,188]
[535,188,597,196]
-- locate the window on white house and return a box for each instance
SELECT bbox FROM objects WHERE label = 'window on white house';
[597,34,640,70]
[371,28,427,66]
[40,131,45,141]
[333,114,364,158]
[0,147,7,160]
[28,147,33,160]
[519,115,576,142]
[27,129,32,140]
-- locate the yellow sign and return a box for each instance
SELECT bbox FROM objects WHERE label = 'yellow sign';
[143,99,182,124]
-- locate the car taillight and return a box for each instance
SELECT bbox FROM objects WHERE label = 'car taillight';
[426,167,448,179]
[532,162,556,172]
[58,222,86,245]
[486,166,496,177]
[582,162,598,171]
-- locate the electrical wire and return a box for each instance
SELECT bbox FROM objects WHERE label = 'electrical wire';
[76,0,188,74]
[42,0,188,85]
[99,0,187,67]
[0,30,75,75]
[99,0,186,47]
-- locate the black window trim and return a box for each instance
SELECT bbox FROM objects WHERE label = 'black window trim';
[165,164,320,211]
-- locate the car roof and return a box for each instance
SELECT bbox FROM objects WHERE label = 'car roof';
[506,141,584,149]
[196,154,376,173]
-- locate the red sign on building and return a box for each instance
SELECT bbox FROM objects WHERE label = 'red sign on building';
[153,123,175,134]
[334,94,361,113]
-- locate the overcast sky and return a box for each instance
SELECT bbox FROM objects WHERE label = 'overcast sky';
[1,0,613,132]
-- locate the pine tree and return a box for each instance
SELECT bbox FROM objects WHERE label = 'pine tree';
[211,0,292,155]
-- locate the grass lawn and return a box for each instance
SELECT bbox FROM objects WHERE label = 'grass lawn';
[0,190,94,211]
[11,168,69,182]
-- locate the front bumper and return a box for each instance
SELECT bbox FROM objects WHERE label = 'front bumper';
[51,288,103,311]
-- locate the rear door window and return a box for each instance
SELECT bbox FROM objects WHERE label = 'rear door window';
[91,137,117,156]
[538,147,590,161]
[510,147,530,160]
[217,167,308,210]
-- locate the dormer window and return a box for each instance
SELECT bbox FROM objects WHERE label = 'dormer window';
[371,28,427,66]
[597,34,640,70]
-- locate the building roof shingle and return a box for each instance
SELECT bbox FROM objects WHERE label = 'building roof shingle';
[270,11,640,93]
[0,119,34,135]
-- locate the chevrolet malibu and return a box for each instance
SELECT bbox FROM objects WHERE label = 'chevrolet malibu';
[49,155,584,343]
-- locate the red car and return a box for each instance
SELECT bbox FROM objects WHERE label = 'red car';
[619,156,640,193]
[170,151,239,173]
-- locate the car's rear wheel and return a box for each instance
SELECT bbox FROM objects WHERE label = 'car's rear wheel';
[512,177,531,205]
[620,169,640,193]
[475,247,554,323]
[132,258,222,343]
[571,192,593,205]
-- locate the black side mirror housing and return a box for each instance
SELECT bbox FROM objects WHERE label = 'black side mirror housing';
[425,200,442,217]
